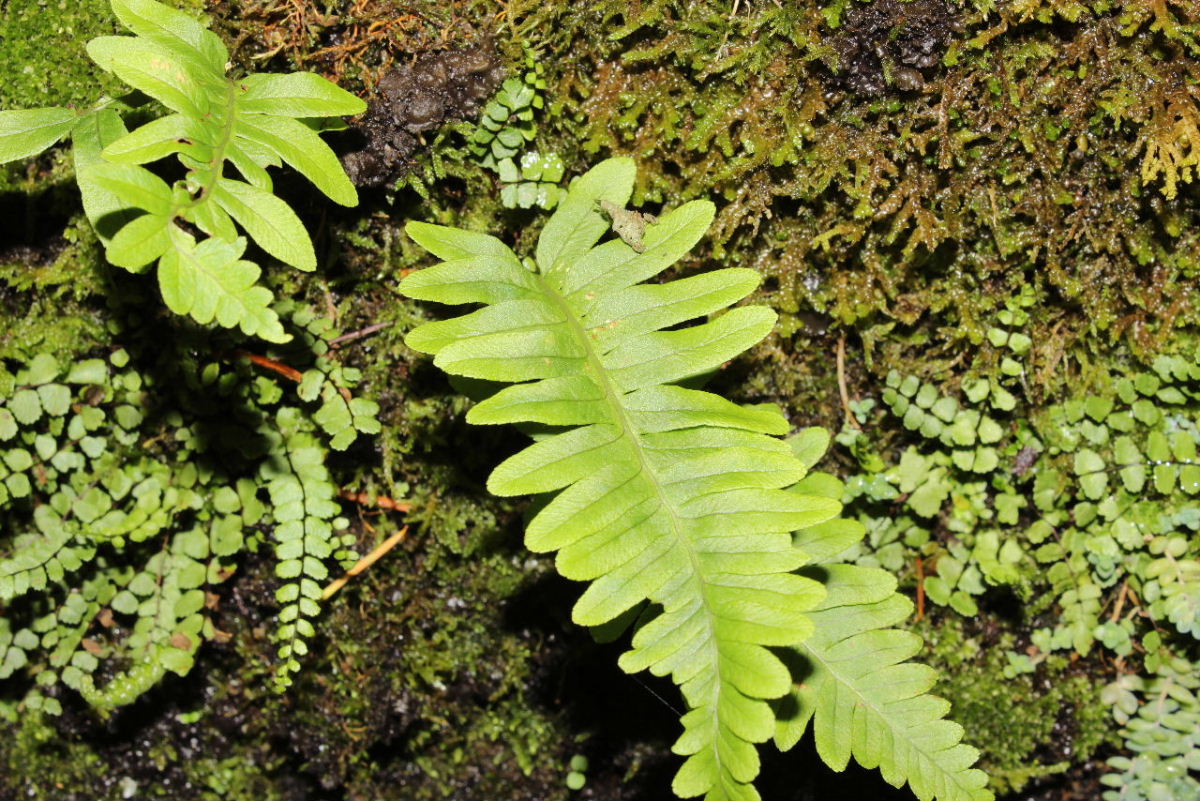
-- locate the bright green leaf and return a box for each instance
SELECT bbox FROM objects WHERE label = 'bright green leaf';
[0,107,77,164]
[211,178,316,271]
[157,234,288,342]
[237,72,366,117]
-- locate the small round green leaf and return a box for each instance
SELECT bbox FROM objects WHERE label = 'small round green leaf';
[1074,449,1108,500]
[37,384,71,417]
[9,389,42,425]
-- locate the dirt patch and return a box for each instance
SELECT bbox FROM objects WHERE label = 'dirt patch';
[828,0,962,96]
[339,43,505,187]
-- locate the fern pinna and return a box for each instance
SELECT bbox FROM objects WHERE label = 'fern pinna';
[780,434,993,801]
[401,158,992,801]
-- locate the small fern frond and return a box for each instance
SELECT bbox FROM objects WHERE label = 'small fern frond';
[776,453,994,801]
[156,233,286,342]
[0,0,365,340]
[83,0,362,291]
[261,409,346,690]
[776,570,992,801]
[74,527,207,709]
[401,157,840,800]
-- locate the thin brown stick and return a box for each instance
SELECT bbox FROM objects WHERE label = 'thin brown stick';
[322,525,409,601]
[837,333,861,430]
[339,490,412,513]
[1110,579,1129,623]
[915,556,926,622]
[237,350,303,383]
[330,322,393,348]
[1122,582,1142,621]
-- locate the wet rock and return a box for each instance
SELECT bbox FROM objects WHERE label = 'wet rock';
[827,0,961,97]
[340,43,506,188]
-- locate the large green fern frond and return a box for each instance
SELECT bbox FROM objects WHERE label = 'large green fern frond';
[776,456,994,801]
[401,157,840,800]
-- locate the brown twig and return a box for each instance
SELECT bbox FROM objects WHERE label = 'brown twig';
[837,333,861,430]
[323,525,409,601]
[915,556,926,622]
[237,350,354,403]
[1110,579,1129,623]
[330,321,393,348]
[339,490,413,513]
[236,350,303,383]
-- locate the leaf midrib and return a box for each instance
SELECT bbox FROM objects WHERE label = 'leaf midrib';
[536,272,730,783]
[176,80,238,216]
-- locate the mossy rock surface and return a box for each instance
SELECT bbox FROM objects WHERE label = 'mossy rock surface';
[1,0,1197,799]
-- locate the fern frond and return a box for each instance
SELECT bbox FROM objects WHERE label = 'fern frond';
[401,157,840,800]
[261,410,343,690]
[74,526,207,709]
[156,233,287,342]
[74,0,364,339]
[775,569,992,801]
[776,474,994,801]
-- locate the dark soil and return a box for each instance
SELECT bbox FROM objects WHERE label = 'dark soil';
[828,0,963,96]
[339,42,505,188]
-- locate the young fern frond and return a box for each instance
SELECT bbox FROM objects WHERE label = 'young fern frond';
[401,157,840,800]
[777,444,994,801]
[0,0,365,342]
[85,0,362,340]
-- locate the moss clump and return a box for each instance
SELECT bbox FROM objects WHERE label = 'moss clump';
[921,617,1115,796]
[273,551,571,799]
[514,0,1200,370]
[0,710,104,799]
[210,0,510,91]
[0,0,120,113]
[0,0,208,119]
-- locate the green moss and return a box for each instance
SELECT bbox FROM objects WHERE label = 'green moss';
[514,0,1200,374]
[0,212,110,365]
[0,0,121,112]
[0,0,208,114]
[194,520,576,800]
[0,711,105,798]
[921,617,1115,796]
[182,756,283,800]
